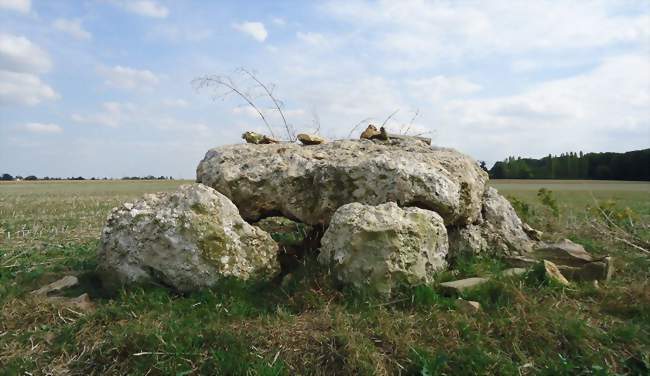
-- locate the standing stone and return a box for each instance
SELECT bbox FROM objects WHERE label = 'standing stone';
[97,184,279,292]
[479,187,536,255]
[318,202,448,294]
[448,224,488,258]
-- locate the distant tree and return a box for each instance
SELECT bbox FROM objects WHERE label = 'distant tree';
[1,173,13,181]
[478,161,488,172]
[15,175,23,180]
[24,175,38,181]
[489,149,649,181]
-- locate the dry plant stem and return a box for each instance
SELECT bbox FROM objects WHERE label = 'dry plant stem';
[589,192,648,248]
[239,68,294,141]
[192,75,276,139]
[381,109,400,128]
[402,109,420,135]
[347,117,373,139]
[613,236,649,254]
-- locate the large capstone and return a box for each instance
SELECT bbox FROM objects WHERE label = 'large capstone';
[97,183,279,292]
[196,139,488,226]
[318,202,448,294]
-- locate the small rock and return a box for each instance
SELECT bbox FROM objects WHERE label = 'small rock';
[543,260,570,286]
[373,126,389,141]
[533,239,594,267]
[502,268,528,277]
[455,299,481,313]
[556,257,614,282]
[242,131,279,144]
[297,133,326,145]
[502,255,537,268]
[439,277,489,295]
[47,293,95,312]
[31,276,79,296]
[359,124,380,140]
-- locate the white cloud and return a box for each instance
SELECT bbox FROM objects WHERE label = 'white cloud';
[0,0,30,13]
[148,25,212,43]
[440,55,650,158]
[233,21,268,42]
[324,1,650,69]
[110,0,168,18]
[0,70,58,106]
[99,65,159,90]
[407,76,481,103]
[0,33,52,74]
[21,122,63,134]
[53,19,92,40]
[271,17,286,26]
[297,32,327,46]
[162,98,189,108]
[72,101,136,127]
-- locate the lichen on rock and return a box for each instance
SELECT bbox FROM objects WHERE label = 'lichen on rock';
[318,202,448,294]
[196,139,488,226]
[97,183,279,292]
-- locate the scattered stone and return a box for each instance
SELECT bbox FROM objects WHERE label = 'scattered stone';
[522,223,543,241]
[557,257,614,282]
[543,260,570,286]
[318,202,448,294]
[97,183,280,292]
[455,299,481,313]
[592,280,600,289]
[31,276,79,296]
[242,131,279,144]
[297,133,326,145]
[197,139,488,226]
[46,293,94,312]
[502,255,537,268]
[359,124,381,140]
[439,277,489,295]
[502,268,528,277]
[533,239,594,266]
[373,126,389,141]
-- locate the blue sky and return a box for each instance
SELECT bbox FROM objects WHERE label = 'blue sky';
[1,0,649,178]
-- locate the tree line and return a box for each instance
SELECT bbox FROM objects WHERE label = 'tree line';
[489,148,649,181]
[1,174,174,181]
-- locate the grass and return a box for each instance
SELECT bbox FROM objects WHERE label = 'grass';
[1,179,649,375]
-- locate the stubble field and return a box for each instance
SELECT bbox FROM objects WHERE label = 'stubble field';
[0,179,648,375]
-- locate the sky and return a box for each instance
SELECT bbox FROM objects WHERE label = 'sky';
[1,0,649,178]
